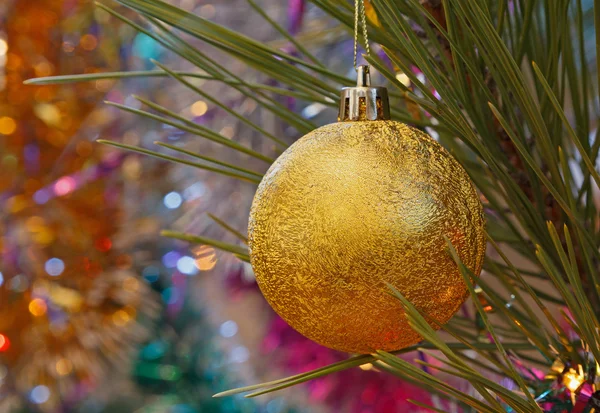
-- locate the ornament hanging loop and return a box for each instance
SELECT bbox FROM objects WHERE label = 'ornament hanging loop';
[356,64,370,87]
[339,65,390,122]
[354,0,371,70]
[341,1,388,122]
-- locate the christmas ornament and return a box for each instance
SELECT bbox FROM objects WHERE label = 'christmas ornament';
[247,1,485,354]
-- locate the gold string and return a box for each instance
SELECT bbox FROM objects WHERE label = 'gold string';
[353,0,371,70]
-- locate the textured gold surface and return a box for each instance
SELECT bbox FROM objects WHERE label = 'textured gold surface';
[248,121,486,354]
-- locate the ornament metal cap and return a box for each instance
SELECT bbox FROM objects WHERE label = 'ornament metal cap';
[338,65,390,122]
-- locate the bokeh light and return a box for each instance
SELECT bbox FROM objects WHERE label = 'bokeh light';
[162,251,180,268]
[95,237,112,252]
[230,346,249,363]
[44,258,65,276]
[55,359,73,376]
[219,125,234,139]
[112,309,132,326]
[0,116,17,135]
[0,334,10,352]
[190,100,208,117]
[219,320,238,338]
[28,299,48,317]
[176,256,198,276]
[33,189,51,204]
[54,176,77,196]
[163,191,182,209]
[183,182,206,200]
[80,34,98,51]
[29,385,50,404]
[193,245,217,271]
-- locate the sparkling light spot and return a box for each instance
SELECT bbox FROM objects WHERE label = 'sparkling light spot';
[56,358,73,376]
[0,272,3,287]
[219,320,238,338]
[80,34,98,51]
[395,72,411,87]
[29,298,47,317]
[122,157,142,180]
[132,33,162,60]
[33,189,51,204]
[112,309,131,326]
[34,103,61,126]
[190,100,208,117]
[425,127,440,141]
[177,256,198,276]
[162,251,180,268]
[0,334,10,352]
[95,237,112,252]
[0,39,7,55]
[54,176,76,196]
[45,258,65,276]
[230,346,249,363]
[302,103,326,119]
[219,126,234,139]
[163,192,182,209]
[30,385,50,404]
[183,182,206,201]
[564,367,585,392]
[0,117,17,135]
[193,245,217,271]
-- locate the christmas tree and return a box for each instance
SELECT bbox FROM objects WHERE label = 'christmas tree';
[29,0,600,411]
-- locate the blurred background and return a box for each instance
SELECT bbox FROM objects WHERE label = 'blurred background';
[0,1,475,412]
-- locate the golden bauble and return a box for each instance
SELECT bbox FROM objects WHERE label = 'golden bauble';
[248,121,485,354]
